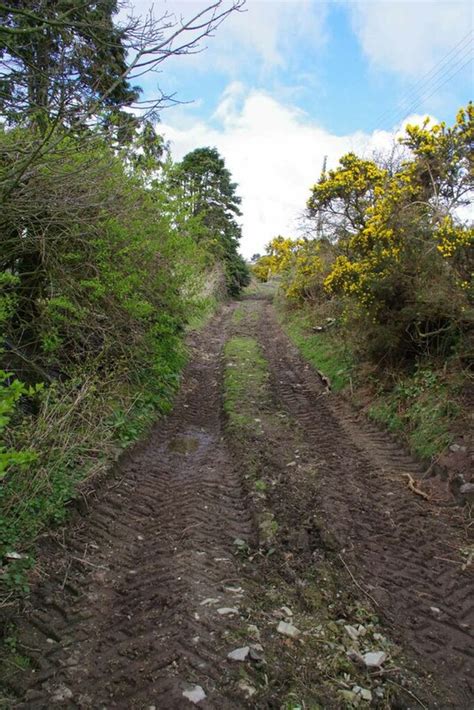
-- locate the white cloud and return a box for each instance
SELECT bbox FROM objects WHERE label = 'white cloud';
[348,0,473,77]
[161,83,414,257]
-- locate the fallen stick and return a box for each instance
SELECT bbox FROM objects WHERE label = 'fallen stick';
[401,473,429,500]
[71,556,108,570]
[385,678,428,709]
[338,554,379,608]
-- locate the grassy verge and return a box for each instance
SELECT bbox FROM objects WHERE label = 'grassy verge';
[185,294,220,331]
[0,359,184,595]
[276,301,353,392]
[368,367,461,460]
[276,297,462,462]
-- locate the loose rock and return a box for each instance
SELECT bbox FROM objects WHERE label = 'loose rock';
[353,685,373,702]
[277,621,300,638]
[238,680,257,698]
[344,624,360,641]
[200,597,220,606]
[227,646,250,661]
[51,684,73,703]
[182,685,206,704]
[249,643,265,662]
[217,607,239,616]
[362,651,387,668]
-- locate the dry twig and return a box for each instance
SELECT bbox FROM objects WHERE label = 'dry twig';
[402,473,429,500]
[386,678,428,709]
[338,554,380,608]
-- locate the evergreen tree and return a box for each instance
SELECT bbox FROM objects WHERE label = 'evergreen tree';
[173,147,250,295]
[0,0,139,131]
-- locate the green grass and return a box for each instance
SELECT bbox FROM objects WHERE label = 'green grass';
[223,336,270,432]
[242,278,277,299]
[276,299,460,461]
[231,304,246,324]
[276,305,353,392]
[369,367,459,460]
[185,295,219,331]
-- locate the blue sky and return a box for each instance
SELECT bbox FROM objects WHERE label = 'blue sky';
[126,0,473,256]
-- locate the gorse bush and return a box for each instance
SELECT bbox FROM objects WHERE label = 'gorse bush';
[256,105,473,368]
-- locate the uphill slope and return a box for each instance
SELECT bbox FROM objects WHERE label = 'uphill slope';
[2,292,473,708]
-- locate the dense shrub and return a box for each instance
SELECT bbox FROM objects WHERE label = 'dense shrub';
[0,125,248,569]
[256,105,473,369]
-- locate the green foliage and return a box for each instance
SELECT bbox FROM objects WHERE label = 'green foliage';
[277,306,352,392]
[0,371,41,480]
[170,147,250,296]
[0,272,19,326]
[0,0,138,130]
[369,367,460,459]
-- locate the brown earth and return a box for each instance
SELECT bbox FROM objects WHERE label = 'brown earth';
[2,292,473,708]
[257,299,473,707]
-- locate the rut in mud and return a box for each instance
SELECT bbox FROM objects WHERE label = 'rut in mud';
[3,292,473,709]
[257,300,473,707]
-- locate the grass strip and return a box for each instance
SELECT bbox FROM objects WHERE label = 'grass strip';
[276,304,352,392]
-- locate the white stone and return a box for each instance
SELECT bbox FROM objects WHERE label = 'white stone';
[182,685,206,704]
[353,685,373,702]
[5,551,27,560]
[217,607,239,616]
[227,646,250,661]
[362,651,387,667]
[276,621,300,638]
[51,684,73,702]
[200,597,220,606]
[344,624,359,641]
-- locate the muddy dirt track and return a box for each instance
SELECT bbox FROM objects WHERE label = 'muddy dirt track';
[3,292,473,709]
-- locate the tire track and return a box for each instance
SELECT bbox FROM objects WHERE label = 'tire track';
[8,305,253,709]
[259,299,474,708]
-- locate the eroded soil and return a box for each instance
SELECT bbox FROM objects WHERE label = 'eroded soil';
[2,292,473,708]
